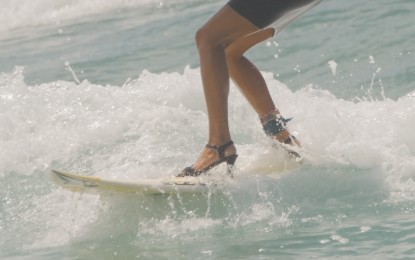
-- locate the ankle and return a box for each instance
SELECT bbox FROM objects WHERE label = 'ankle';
[205,140,236,157]
[260,110,291,137]
[207,135,232,145]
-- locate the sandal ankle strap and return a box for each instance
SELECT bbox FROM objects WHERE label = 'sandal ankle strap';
[205,140,234,159]
[260,110,291,137]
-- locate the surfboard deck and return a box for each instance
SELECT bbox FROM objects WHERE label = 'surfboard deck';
[51,169,226,195]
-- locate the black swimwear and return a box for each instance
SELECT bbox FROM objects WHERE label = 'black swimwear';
[228,0,322,29]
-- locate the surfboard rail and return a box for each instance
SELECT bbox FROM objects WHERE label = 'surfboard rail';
[50,169,219,195]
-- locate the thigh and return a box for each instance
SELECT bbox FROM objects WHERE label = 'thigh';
[226,28,275,57]
[197,4,260,49]
[228,0,322,29]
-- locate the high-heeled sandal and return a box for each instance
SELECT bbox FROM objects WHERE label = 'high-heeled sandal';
[178,140,238,177]
[261,110,301,158]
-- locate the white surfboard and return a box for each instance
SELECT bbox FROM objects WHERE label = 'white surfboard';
[51,169,227,195]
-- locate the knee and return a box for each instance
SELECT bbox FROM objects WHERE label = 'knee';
[225,46,241,71]
[225,46,238,61]
[195,26,224,53]
[195,27,211,52]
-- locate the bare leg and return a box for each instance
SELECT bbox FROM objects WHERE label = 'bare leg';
[188,5,259,172]
[226,28,298,144]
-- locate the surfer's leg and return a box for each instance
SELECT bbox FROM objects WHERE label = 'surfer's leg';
[225,28,275,116]
[225,29,298,145]
[183,5,259,174]
[181,0,319,174]
[195,5,258,145]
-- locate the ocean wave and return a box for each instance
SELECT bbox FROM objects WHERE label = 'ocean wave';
[1,66,415,254]
[0,0,188,32]
[1,66,414,179]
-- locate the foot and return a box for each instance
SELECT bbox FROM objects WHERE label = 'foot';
[274,129,301,147]
[260,110,301,157]
[178,141,237,177]
[272,129,302,159]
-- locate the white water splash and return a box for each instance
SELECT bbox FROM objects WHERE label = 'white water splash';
[1,66,414,178]
[328,60,337,76]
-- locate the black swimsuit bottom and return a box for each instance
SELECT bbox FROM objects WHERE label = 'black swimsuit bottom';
[228,0,322,29]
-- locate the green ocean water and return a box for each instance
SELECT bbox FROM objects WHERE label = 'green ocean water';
[1,0,415,259]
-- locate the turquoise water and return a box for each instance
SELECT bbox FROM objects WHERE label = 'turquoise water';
[1,0,415,259]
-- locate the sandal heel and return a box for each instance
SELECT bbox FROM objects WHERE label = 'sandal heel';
[226,154,238,166]
[226,154,238,177]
